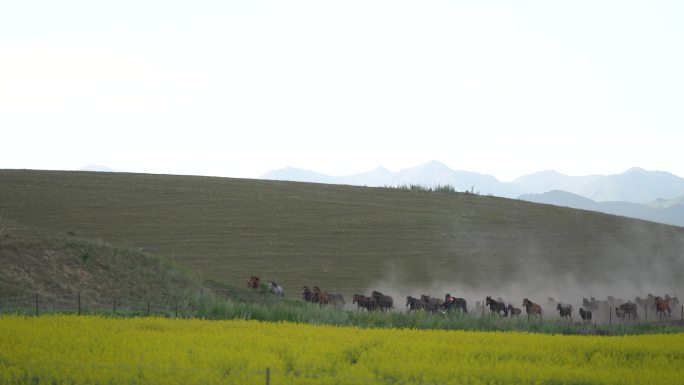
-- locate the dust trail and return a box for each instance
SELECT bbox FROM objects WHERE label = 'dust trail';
[365,221,684,323]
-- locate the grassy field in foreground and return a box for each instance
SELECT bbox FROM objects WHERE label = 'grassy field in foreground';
[1,315,683,385]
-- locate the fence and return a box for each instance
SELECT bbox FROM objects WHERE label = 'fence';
[1,290,683,329]
[0,286,290,318]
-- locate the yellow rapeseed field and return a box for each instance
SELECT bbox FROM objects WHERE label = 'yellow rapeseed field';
[1,315,683,385]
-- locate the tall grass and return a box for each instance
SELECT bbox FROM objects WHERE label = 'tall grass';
[4,286,681,335]
[188,291,683,335]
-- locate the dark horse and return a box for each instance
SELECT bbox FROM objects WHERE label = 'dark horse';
[507,305,522,318]
[406,296,427,312]
[442,294,467,313]
[486,296,508,316]
[301,286,312,302]
[352,294,375,311]
[556,303,572,320]
[618,302,638,320]
[579,307,592,321]
[421,295,444,313]
[371,291,393,312]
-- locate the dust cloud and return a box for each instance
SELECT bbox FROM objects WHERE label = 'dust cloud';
[362,222,684,323]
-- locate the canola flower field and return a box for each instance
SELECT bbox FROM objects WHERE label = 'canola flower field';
[1,315,683,385]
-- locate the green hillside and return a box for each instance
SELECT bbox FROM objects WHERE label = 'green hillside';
[1,170,683,300]
[0,217,201,303]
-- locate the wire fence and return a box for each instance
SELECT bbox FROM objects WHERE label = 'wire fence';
[0,292,185,318]
[0,286,292,319]
[1,289,683,328]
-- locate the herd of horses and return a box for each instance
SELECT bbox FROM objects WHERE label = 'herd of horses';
[302,285,346,308]
[248,277,680,321]
[582,294,679,320]
[247,276,284,297]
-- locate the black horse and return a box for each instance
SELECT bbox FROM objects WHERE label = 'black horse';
[486,296,508,316]
[579,307,592,321]
[301,286,312,302]
[442,294,468,313]
[557,303,572,320]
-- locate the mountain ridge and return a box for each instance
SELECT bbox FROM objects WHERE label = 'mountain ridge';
[261,161,684,227]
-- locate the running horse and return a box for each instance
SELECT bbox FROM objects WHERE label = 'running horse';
[579,308,592,321]
[319,291,329,306]
[268,281,284,297]
[618,302,638,320]
[655,296,671,319]
[406,296,427,312]
[301,286,312,302]
[311,286,322,304]
[421,295,444,313]
[247,276,260,289]
[486,296,508,316]
[371,291,393,312]
[556,303,572,320]
[507,304,522,318]
[442,294,468,313]
[352,294,375,311]
[522,298,542,318]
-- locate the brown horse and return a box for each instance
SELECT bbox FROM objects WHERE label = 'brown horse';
[248,276,260,289]
[655,296,671,319]
[523,298,542,318]
[352,294,375,311]
[311,286,322,304]
[319,291,329,306]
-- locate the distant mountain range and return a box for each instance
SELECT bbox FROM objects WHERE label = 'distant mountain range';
[519,190,684,228]
[78,165,121,172]
[261,161,684,227]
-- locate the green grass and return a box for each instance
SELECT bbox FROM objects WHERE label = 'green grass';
[1,169,683,301]
[5,287,681,335]
[0,221,201,303]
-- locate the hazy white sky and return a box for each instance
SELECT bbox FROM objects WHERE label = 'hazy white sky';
[1,1,683,181]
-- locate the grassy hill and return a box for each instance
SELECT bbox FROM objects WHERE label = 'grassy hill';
[1,170,683,303]
[0,217,201,304]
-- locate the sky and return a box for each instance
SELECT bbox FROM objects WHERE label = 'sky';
[1,0,683,182]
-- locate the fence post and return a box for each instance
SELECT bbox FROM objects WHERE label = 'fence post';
[482,298,485,318]
[644,305,647,321]
[147,301,151,316]
[175,297,178,318]
[113,298,117,314]
[265,367,270,385]
[35,293,38,316]
[609,307,611,326]
[78,292,81,316]
[681,305,683,320]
